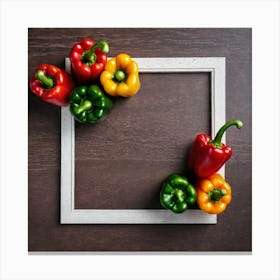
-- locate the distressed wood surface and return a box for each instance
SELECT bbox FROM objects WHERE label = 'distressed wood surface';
[28,28,251,251]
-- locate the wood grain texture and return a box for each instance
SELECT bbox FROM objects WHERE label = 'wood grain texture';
[28,28,251,251]
[75,73,210,209]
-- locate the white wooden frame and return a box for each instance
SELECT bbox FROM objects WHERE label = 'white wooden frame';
[61,57,226,224]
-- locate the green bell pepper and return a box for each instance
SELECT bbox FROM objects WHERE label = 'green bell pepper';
[160,173,197,213]
[69,85,113,123]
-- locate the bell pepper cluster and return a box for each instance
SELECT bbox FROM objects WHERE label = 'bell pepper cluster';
[29,37,141,124]
[160,120,243,215]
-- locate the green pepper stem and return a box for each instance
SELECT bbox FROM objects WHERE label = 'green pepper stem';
[209,188,226,202]
[114,69,126,82]
[76,100,92,115]
[90,40,109,54]
[36,70,53,89]
[82,41,109,65]
[174,189,185,203]
[210,119,243,148]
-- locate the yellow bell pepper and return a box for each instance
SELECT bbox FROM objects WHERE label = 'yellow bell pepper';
[196,173,232,214]
[100,53,140,97]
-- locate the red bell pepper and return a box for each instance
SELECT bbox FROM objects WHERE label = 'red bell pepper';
[69,37,109,83]
[188,120,243,178]
[29,64,75,106]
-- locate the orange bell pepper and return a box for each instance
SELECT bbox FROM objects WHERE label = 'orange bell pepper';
[196,173,231,214]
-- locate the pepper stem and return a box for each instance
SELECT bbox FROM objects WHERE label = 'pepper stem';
[36,70,53,89]
[209,188,226,202]
[210,119,243,148]
[82,41,109,65]
[114,69,126,82]
[174,188,185,203]
[90,40,109,54]
[76,100,92,115]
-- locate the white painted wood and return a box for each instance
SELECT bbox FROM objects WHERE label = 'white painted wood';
[60,105,75,224]
[62,209,216,224]
[61,57,226,224]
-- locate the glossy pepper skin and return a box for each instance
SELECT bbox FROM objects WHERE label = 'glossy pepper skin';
[29,64,75,106]
[100,53,141,97]
[70,85,113,123]
[160,173,197,214]
[188,120,243,178]
[70,38,109,83]
[196,173,231,214]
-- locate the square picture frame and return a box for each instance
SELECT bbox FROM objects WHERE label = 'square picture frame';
[60,57,225,224]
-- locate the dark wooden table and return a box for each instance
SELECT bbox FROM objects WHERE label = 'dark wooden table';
[28,28,251,251]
